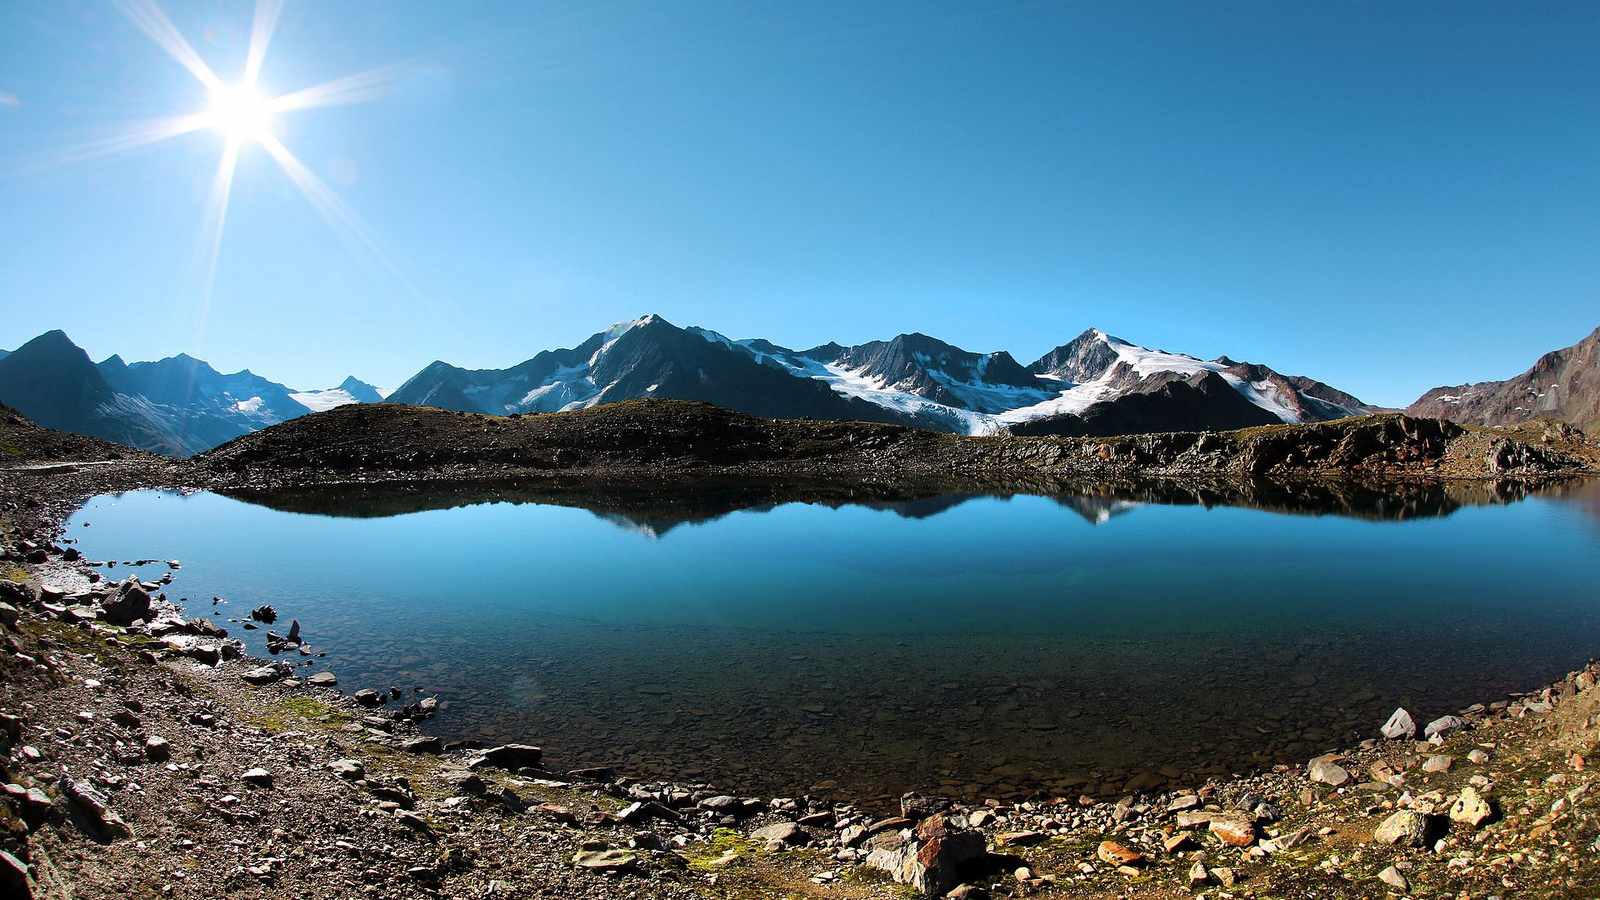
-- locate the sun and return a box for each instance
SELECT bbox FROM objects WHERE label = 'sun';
[205,83,275,144]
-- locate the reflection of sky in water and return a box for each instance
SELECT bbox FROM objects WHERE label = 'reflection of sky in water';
[63,482,1600,798]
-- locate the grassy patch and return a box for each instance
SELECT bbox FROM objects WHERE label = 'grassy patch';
[254,694,350,733]
[683,827,755,871]
[3,565,26,583]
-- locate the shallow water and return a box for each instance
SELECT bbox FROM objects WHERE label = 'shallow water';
[65,478,1600,806]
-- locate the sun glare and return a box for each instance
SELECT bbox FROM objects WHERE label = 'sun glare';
[205,83,274,143]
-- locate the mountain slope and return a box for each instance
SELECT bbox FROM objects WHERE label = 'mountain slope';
[1407,326,1600,433]
[0,331,194,454]
[97,352,309,449]
[1006,370,1281,437]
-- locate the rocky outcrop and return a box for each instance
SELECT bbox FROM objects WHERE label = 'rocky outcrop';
[1408,326,1600,433]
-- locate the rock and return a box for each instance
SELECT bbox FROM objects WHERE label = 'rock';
[1449,786,1494,829]
[1308,756,1351,787]
[240,768,274,788]
[0,602,18,629]
[0,850,28,900]
[469,744,542,771]
[144,735,171,761]
[1096,840,1142,867]
[59,775,131,839]
[618,801,680,824]
[329,759,365,780]
[401,737,443,754]
[1424,715,1466,739]
[100,581,151,625]
[1381,707,1416,739]
[1467,749,1490,764]
[286,619,301,643]
[1422,754,1453,773]
[1208,815,1256,847]
[306,671,337,687]
[1378,865,1409,891]
[572,849,636,873]
[698,795,740,812]
[865,814,985,897]
[1167,794,1201,812]
[752,821,809,849]
[1175,810,1213,828]
[996,830,1048,847]
[1374,809,1427,847]
[241,665,285,685]
[1188,860,1209,887]
[1163,831,1195,853]
[250,604,277,623]
[353,689,382,707]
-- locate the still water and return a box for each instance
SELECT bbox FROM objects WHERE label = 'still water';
[66,478,1600,806]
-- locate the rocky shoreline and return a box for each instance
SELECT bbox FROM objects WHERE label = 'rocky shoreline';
[2,453,1600,896]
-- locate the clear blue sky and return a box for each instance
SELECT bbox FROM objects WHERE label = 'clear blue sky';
[2,1,1597,405]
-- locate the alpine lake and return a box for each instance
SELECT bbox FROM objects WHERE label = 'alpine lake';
[65,476,1600,808]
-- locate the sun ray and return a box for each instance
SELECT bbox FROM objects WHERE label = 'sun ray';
[267,63,410,114]
[258,135,423,298]
[13,112,211,175]
[196,140,241,311]
[113,0,222,91]
[243,0,285,86]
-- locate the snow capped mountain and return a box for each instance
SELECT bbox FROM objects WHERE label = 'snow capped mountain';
[389,315,1379,436]
[290,376,386,412]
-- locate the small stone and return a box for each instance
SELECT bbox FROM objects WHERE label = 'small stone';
[1096,840,1142,867]
[240,768,274,788]
[469,744,543,771]
[1422,754,1453,773]
[306,671,337,687]
[328,759,365,780]
[1378,865,1409,891]
[353,689,382,707]
[401,736,443,754]
[1208,815,1256,847]
[1467,749,1490,764]
[572,849,636,872]
[996,830,1048,847]
[1163,831,1195,853]
[1188,860,1209,887]
[144,735,170,761]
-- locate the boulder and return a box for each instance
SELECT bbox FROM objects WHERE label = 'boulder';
[306,671,337,687]
[469,744,543,771]
[1380,707,1416,740]
[1422,754,1453,773]
[865,814,985,897]
[1449,787,1494,829]
[751,821,809,849]
[1378,866,1408,891]
[1373,809,1427,847]
[59,775,131,839]
[1308,756,1351,787]
[249,604,277,623]
[1424,715,1466,739]
[100,581,151,626]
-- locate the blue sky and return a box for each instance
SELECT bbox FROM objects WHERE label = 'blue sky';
[1,1,1597,406]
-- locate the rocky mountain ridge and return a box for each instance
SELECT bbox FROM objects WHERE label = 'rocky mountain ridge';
[1407,326,1600,434]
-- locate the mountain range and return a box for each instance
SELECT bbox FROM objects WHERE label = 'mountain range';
[2,318,1595,457]
[0,330,382,455]
[385,314,1381,436]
